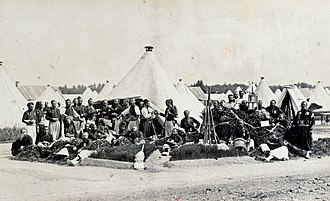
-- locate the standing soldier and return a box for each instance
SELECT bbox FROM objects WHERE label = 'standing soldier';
[46,100,61,141]
[73,96,86,133]
[22,102,37,144]
[84,98,97,124]
[295,101,315,159]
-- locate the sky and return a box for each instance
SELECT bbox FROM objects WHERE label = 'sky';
[0,0,329,87]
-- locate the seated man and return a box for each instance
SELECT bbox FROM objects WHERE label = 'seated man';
[36,125,53,145]
[127,126,144,144]
[11,128,33,156]
[63,116,78,139]
[239,100,249,112]
[180,110,200,143]
[224,94,238,109]
[265,100,283,121]
[275,113,290,129]
[97,119,110,135]
[166,128,183,149]
[88,123,108,141]
[68,131,95,166]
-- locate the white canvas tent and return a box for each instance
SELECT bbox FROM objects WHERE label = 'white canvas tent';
[175,79,204,114]
[308,81,330,112]
[274,89,282,99]
[325,88,330,96]
[0,62,27,127]
[235,86,242,93]
[277,86,301,122]
[101,46,202,121]
[293,85,306,100]
[37,86,65,105]
[97,81,113,100]
[255,77,277,105]
[82,87,97,104]
[93,90,98,97]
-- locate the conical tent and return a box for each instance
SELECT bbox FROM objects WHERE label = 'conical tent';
[277,86,301,122]
[308,82,330,112]
[175,79,204,114]
[97,81,113,100]
[82,87,97,104]
[255,77,277,105]
[188,86,207,101]
[102,46,201,121]
[93,90,98,97]
[37,86,65,105]
[275,89,282,99]
[235,86,242,93]
[0,62,27,128]
[293,85,306,100]
[325,88,330,96]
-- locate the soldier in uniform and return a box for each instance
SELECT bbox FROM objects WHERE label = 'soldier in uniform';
[294,101,315,158]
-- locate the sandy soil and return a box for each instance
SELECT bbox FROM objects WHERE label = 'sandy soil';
[0,125,329,201]
[0,155,329,201]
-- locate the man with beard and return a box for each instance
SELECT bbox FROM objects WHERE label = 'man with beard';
[22,102,37,144]
[110,99,123,133]
[294,101,315,159]
[180,110,200,143]
[84,98,97,124]
[46,100,61,141]
[73,96,86,133]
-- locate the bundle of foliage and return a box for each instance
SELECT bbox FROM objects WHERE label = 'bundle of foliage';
[0,127,22,142]
[312,138,330,157]
[170,144,247,161]
[91,143,157,162]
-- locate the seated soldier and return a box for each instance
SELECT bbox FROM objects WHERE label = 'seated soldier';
[36,125,53,145]
[63,116,78,139]
[166,128,183,149]
[88,123,107,141]
[180,110,200,143]
[239,100,249,112]
[68,131,95,166]
[127,126,144,144]
[232,119,249,140]
[97,119,110,135]
[275,113,290,129]
[11,128,33,156]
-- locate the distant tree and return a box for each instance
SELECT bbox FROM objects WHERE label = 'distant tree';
[191,80,207,93]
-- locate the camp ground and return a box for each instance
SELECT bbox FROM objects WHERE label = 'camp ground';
[1,1,330,200]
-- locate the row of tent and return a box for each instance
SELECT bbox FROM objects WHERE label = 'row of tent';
[1,46,330,128]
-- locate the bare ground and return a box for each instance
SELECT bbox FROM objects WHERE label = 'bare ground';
[0,155,329,201]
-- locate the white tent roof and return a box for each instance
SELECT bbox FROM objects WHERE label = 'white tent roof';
[82,87,97,104]
[63,94,81,101]
[277,86,301,121]
[274,89,282,98]
[293,85,306,100]
[101,46,202,120]
[0,63,27,128]
[256,77,277,105]
[235,86,242,93]
[97,81,113,100]
[325,88,330,96]
[93,90,98,97]
[217,93,226,101]
[175,79,204,114]
[37,86,65,105]
[308,81,330,112]
[210,94,221,101]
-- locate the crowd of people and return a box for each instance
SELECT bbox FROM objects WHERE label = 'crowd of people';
[12,90,316,163]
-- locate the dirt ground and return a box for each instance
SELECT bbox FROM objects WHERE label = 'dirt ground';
[0,126,329,201]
